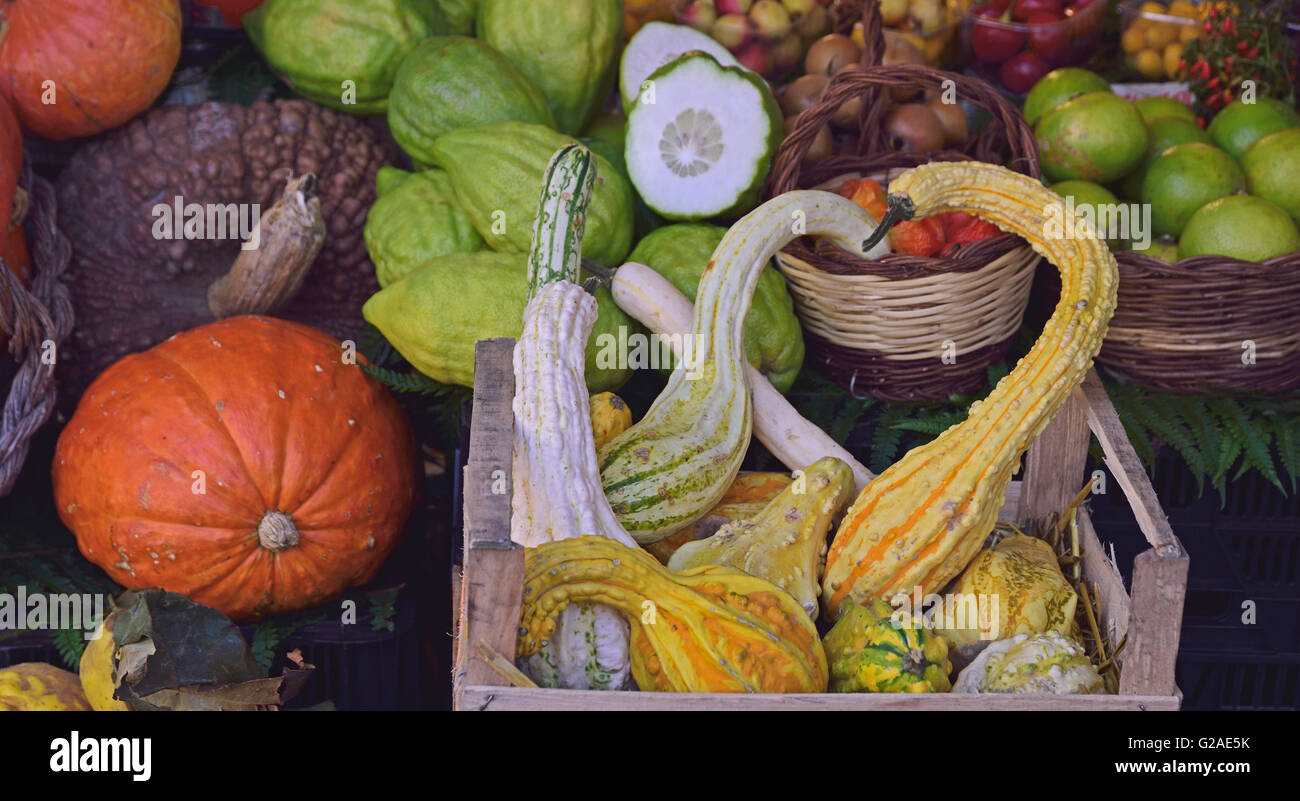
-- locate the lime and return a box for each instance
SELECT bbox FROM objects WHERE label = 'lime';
[1134,96,1196,125]
[1023,68,1112,128]
[1129,236,1180,262]
[1240,127,1300,221]
[1179,195,1300,261]
[1050,179,1122,244]
[1207,97,1300,159]
[1114,115,1211,200]
[1036,92,1149,183]
[1142,142,1244,237]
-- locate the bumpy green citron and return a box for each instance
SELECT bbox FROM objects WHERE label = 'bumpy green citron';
[245,0,446,114]
[387,37,555,165]
[1036,91,1148,183]
[436,0,477,35]
[627,224,805,392]
[824,599,953,693]
[430,121,634,267]
[477,0,622,135]
[364,167,484,288]
[363,251,639,392]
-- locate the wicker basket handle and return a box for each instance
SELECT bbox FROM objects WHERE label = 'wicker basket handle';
[769,63,1042,195]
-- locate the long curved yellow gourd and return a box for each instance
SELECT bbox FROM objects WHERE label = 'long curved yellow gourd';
[518,536,829,693]
[822,162,1118,618]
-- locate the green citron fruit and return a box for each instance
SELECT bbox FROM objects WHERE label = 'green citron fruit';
[363,251,640,392]
[1208,97,1300,159]
[1114,115,1211,200]
[387,37,555,165]
[1179,195,1300,262]
[1022,68,1112,128]
[1133,96,1196,125]
[245,0,446,115]
[477,0,622,135]
[436,0,477,35]
[364,167,484,288]
[1142,142,1244,237]
[1036,92,1148,183]
[430,121,635,267]
[1240,127,1300,221]
[627,224,805,392]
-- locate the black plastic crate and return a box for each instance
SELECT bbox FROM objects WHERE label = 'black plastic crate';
[1177,591,1300,655]
[1176,653,1300,710]
[0,630,61,671]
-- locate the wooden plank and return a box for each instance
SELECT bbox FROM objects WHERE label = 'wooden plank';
[454,339,525,707]
[1119,547,1189,697]
[1079,369,1183,556]
[459,686,1180,711]
[998,480,1021,524]
[1021,385,1091,524]
[1077,510,1131,652]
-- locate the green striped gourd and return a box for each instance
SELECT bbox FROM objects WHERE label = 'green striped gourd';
[598,192,888,543]
[510,146,637,689]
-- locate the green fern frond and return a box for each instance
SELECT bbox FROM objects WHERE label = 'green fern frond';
[869,404,907,474]
[53,626,88,671]
[1222,400,1284,493]
[1128,394,1210,491]
[360,362,459,396]
[1274,416,1299,495]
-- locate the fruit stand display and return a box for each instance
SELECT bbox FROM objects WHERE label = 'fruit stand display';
[3,0,1300,715]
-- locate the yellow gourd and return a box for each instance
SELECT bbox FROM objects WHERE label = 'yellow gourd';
[589,392,633,449]
[0,663,92,711]
[823,162,1118,618]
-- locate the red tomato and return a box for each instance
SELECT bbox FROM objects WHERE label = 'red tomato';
[889,217,946,257]
[999,50,1052,94]
[1011,0,1063,22]
[1026,10,1069,58]
[971,8,1026,64]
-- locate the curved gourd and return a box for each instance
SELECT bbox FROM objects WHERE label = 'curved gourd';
[822,162,1118,618]
[518,536,829,693]
[599,192,887,543]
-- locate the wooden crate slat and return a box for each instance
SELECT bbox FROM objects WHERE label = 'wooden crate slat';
[1022,385,1091,523]
[454,339,525,701]
[459,686,1180,711]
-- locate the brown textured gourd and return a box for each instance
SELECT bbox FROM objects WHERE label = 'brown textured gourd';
[55,100,400,399]
[822,162,1118,618]
[668,457,855,618]
[519,536,828,693]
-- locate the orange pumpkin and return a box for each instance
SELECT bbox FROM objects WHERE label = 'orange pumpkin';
[53,315,418,621]
[0,95,26,355]
[0,0,182,140]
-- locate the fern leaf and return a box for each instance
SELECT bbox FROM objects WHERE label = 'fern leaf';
[361,363,457,396]
[1274,416,1299,495]
[1222,399,1284,493]
[53,626,88,670]
[1127,393,1210,491]
[869,404,907,474]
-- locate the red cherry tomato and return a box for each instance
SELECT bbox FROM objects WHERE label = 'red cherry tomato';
[971,10,1026,64]
[1026,10,1069,58]
[999,50,1052,94]
[1011,0,1063,22]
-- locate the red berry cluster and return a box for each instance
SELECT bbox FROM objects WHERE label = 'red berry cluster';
[1180,5,1297,113]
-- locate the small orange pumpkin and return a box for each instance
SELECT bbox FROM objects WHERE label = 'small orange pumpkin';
[0,0,182,139]
[53,315,418,621]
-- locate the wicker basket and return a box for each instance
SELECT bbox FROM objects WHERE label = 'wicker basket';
[0,164,74,496]
[767,1,1043,400]
[1097,251,1300,394]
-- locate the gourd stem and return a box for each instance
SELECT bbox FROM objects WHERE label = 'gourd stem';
[257,511,299,552]
[860,194,915,253]
[207,173,325,319]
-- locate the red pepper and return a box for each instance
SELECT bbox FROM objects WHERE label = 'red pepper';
[1246,47,1259,58]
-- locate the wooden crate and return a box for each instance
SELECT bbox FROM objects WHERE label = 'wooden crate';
[453,338,1188,710]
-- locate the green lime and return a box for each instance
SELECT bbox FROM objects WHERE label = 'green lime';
[1207,97,1300,159]
[1134,96,1196,125]
[1128,236,1179,262]
[1050,179,1122,245]
[1179,195,1300,261]
[1143,142,1244,237]
[1240,127,1300,221]
[1114,115,1213,200]
[1023,68,1112,128]
[1036,92,1148,183]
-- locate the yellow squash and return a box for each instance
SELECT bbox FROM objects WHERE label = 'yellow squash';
[823,162,1118,618]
